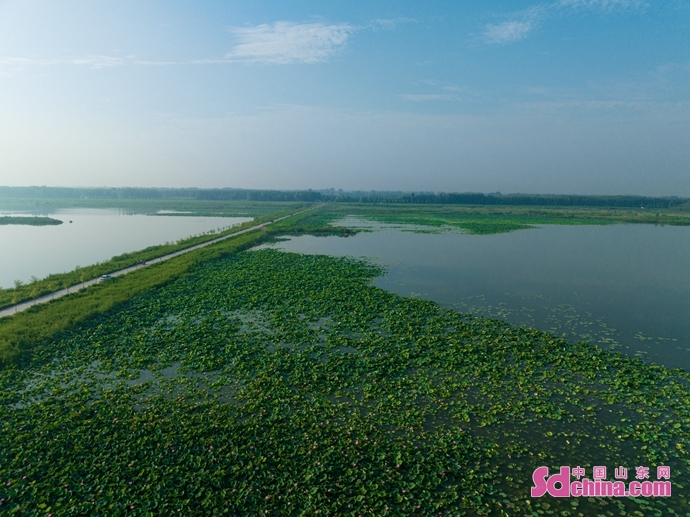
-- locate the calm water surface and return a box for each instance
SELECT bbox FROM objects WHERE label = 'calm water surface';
[264,222,690,371]
[0,208,251,289]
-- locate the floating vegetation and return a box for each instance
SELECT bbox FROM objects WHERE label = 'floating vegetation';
[0,216,62,226]
[1,249,689,515]
[445,292,688,372]
[318,205,620,235]
[333,212,540,235]
[314,202,690,235]
[449,296,626,351]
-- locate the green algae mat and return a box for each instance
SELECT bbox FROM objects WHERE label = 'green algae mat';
[1,249,688,516]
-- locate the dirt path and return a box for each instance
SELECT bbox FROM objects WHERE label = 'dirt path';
[0,206,317,319]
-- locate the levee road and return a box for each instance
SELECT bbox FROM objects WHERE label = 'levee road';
[0,205,318,319]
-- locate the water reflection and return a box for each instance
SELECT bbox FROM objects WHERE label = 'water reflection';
[262,222,690,370]
[0,208,251,288]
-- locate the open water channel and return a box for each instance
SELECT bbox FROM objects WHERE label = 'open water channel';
[0,208,251,289]
[262,219,690,371]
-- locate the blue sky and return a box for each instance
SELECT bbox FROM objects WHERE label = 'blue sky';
[0,0,688,195]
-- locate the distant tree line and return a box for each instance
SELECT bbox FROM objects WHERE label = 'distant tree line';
[195,189,322,202]
[0,186,686,208]
[0,186,321,202]
[331,192,687,209]
[0,186,168,199]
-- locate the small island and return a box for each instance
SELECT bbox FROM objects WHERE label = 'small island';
[0,216,63,226]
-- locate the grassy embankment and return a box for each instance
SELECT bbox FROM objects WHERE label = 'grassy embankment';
[0,202,305,311]
[0,205,350,366]
[318,202,690,234]
[0,216,62,226]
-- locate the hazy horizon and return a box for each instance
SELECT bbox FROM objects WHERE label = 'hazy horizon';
[0,186,688,199]
[1,1,688,196]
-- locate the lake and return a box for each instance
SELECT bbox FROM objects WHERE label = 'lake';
[262,221,690,371]
[0,208,251,289]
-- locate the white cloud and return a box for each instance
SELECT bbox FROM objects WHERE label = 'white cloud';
[484,20,534,44]
[71,55,124,69]
[225,22,356,64]
[371,18,416,31]
[399,94,458,102]
[0,55,124,71]
[484,0,644,45]
[559,0,644,10]
[0,57,57,66]
[134,60,177,66]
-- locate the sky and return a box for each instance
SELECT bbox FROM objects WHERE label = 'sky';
[0,0,688,195]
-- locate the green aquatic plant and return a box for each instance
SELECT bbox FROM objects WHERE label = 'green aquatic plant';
[316,203,690,235]
[1,249,688,515]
